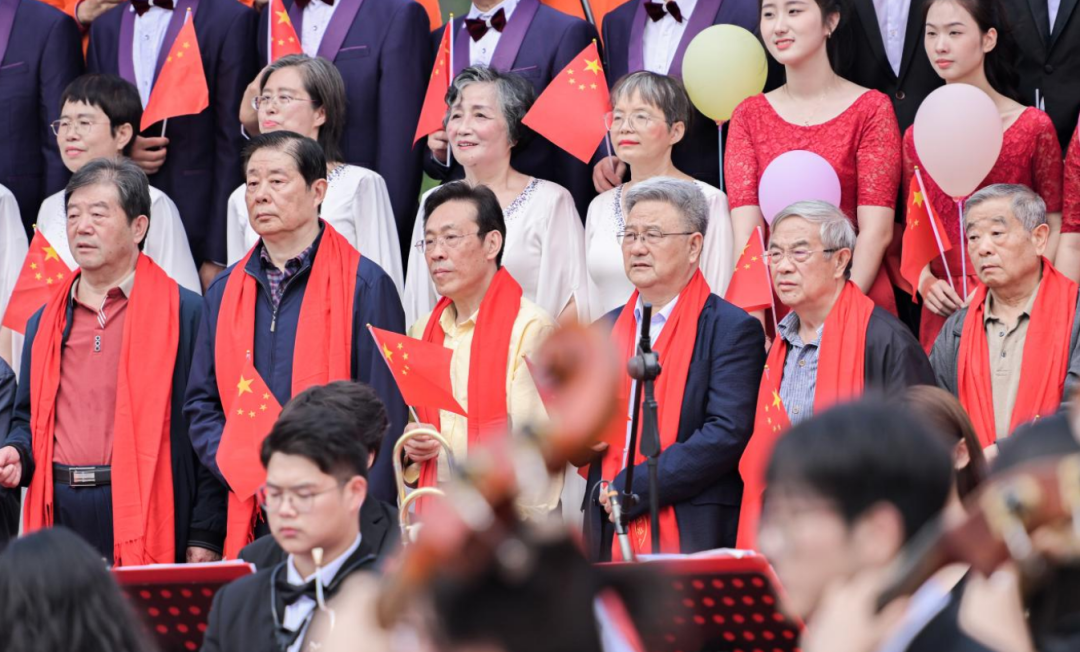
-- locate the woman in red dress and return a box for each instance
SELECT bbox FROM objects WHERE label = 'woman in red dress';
[726,0,901,315]
[904,0,1063,351]
[1059,121,1080,281]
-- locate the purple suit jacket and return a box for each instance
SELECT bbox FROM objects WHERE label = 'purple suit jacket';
[0,0,83,230]
[600,0,777,189]
[257,0,431,251]
[424,2,600,219]
[86,0,258,265]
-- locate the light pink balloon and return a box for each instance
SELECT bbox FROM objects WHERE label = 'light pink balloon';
[759,150,842,225]
[914,84,1003,198]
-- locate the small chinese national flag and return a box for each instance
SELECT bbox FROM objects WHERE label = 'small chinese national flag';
[521,41,611,163]
[216,356,282,501]
[141,9,209,131]
[900,167,952,297]
[1,230,73,333]
[724,228,773,313]
[268,0,302,62]
[735,368,791,550]
[414,26,452,145]
[368,325,465,416]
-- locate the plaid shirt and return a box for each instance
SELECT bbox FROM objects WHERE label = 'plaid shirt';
[259,241,316,309]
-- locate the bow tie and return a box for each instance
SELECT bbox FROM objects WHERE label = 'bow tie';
[465,8,507,42]
[644,0,683,22]
[275,576,321,608]
[131,0,174,16]
[293,0,335,9]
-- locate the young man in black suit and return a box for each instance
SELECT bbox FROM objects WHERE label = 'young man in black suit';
[201,386,381,652]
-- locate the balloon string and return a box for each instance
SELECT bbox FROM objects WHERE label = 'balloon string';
[716,120,725,191]
[957,199,968,300]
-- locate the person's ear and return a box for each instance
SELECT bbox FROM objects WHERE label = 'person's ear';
[345,475,367,512]
[983,27,998,54]
[688,231,703,264]
[484,230,504,263]
[834,248,853,279]
[313,105,327,130]
[131,214,150,247]
[850,503,906,568]
[115,123,135,153]
[310,178,329,210]
[1031,222,1050,255]
[954,439,971,471]
[668,120,686,146]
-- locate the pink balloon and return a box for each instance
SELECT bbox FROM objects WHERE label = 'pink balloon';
[758,151,842,225]
[914,84,1003,198]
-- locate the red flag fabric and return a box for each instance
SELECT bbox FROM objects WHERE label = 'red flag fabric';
[724,228,772,312]
[521,41,611,163]
[368,325,465,416]
[416,0,442,29]
[141,10,209,131]
[268,0,302,62]
[735,365,790,550]
[1,230,73,333]
[414,26,452,145]
[216,355,282,503]
[899,168,952,297]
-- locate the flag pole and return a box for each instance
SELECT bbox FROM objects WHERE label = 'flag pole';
[445,14,454,170]
[757,225,778,333]
[161,118,167,140]
[717,120,726,191]
[914,166,955,293]
[366,324,423,424]
[956,198,968,299]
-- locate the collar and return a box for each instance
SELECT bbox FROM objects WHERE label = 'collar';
[285,533,363,587]
[633,293,679,325]
[984,280,1041,324]
[256,222,324,271]
[467,0,518,20]
[777,311,824,347]
[70,267,137,303]
[439,302,479,336]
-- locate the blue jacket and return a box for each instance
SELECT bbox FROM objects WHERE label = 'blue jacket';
[4,283,227,558]
[183,230,408,503]
[583,294,765,560]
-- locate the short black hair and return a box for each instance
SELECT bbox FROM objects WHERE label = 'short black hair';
[422,181,506,267]
[60,74,142,157]
[765,401,952,542]
[242,130,326,189]
[261,398,370,482]
[277,381,389,460]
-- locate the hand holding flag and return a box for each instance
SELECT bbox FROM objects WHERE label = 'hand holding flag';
[368,325,466,416]
[1,230,73,333]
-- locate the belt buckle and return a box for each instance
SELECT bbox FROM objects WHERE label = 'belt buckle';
[70,467,98,487]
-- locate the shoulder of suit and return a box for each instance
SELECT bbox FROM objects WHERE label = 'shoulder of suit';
[532,3,588,28]
[14,0,72,25]
[866,306,925,351]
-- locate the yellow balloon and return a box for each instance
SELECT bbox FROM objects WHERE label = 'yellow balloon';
[682,25,769,122]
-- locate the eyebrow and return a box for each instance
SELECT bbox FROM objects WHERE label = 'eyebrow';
[925,21,966,28]
[769,239,811,248]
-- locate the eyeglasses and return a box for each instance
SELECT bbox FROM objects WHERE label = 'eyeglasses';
[616,229,696,247]
[762,248,839,264]
[605,111,662,132]
[252,94,320,111]
[50,119,103,136]
[415,231,481,254]
[256,482,343,514]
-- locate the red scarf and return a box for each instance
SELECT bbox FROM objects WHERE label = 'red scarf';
[25,255,178,565]
[957,258,1077,448]
[416,268,523,493]
[216,224,360,557]
[736,281,873,550]
[598,270,711,559]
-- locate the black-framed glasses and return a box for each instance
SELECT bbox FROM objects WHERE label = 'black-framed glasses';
[252,94,320,111]
[616,229,696,246]
[256,482,344,514]
[762,248,839,264]
[414,231,481,253]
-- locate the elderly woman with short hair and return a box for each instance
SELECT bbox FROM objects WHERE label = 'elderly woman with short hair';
[402,66,589,326]
[226,55,402,293]
[585,72,733,320]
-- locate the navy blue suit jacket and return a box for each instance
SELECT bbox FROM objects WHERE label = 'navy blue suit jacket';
[424,6,600,218]
[257,0,430,249]
[87,0,258,265]
[4,282,228,558]
[0,0,83,229]
[183,228,409,503]
[600,0,778,189]
[583,294,765,561]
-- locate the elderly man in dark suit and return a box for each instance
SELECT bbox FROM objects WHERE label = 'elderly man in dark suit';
[0,0,83,231]
[582,177,765,561]
[85,0,258,283]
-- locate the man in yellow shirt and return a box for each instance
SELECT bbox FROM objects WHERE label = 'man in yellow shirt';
[402,181,560,519]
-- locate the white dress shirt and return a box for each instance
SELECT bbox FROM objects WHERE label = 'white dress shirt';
[622,295,678,468]
[226,164,403,295]
[585,180,733,321]
[132,5,173,107]
[466,0,519,67]
[37,186,202,294]
[282,534,363,652]
[301,0,340,57]
[871,0,910,77]
[1049,0,1062,32]
[0,184,26,334]
[642,0,699,74]
[403,178,590,326]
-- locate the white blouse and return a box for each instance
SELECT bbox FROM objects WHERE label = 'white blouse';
[226,164,403,295]
[0,184,26,331]
[403,178,590,328]
[37,186,201,294]
[584,180,734,320]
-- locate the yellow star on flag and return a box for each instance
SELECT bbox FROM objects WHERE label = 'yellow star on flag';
[34,273,41,281]
[263,392,270,400]
[248,411,256,418]
[43,246,59,262]
[913,191,923,207]
[236,408,244,416]
[382,342,394,363]
[237,375,254,397]
[584,58,602,75]
[29,263,37,270]
[397,343,403,350]
[46,278,53,285]
[260,404,267,411]
[276,9,291,24]
[772,390,782,410]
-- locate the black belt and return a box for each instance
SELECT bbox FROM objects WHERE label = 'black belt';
[53,464,111,487]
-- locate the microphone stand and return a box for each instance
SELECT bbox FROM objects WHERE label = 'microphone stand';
[622,303,663,555]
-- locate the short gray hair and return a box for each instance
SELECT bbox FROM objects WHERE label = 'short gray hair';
[610,71,692,128]
[964,183,1046,233]
[65,158,151,249]
[771,200,856,277]
[624,177,708,234]
[445,66,536,148]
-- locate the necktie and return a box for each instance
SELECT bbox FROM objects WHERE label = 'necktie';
[293,0,335,9]
[644,0,683,22]
[465,8,507,42]
[131,0,174,17]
